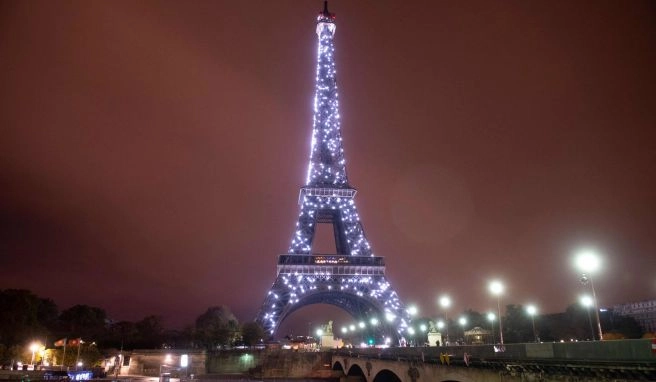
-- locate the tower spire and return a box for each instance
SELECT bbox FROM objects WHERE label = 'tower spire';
[309,0,342,187]
[319,1,335,22]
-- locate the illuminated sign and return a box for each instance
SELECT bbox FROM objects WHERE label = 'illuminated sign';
[313,256,349,264]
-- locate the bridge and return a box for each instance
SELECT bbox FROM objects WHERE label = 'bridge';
[89,339,656,381]
[330,339,656,382]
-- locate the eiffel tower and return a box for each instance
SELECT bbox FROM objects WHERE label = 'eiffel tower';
[256,2,410,339]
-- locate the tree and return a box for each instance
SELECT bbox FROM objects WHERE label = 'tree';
[58,304,107,340]
[161,328,193,349]
[50,341,103,367]
[0,344,21,366]
[461,309,486,329]
[0,289,56,346]
[240,322,265,347]
[105,321,138,349]
[194,306,239,349]
[503,304,532,343]
[134,315,164,349]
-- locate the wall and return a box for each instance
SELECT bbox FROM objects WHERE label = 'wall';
[127,350,206,377]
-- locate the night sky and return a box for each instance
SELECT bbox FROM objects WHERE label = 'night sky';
[1,1,655,335]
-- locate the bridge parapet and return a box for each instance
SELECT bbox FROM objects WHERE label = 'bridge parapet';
[332,339,656,381]
[337,339,656,362]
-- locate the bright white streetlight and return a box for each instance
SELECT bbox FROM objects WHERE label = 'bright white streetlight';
[458,317,467,327]
[438,295,451,344]
[580,295,593,307]
[575,250,601,273]
[316,329,324,349]
[407,305,418,316]
[580,295,596,340]
[439,296,451,309]
[574,249,603,340]
[489,280,504,295]
[29,342,40,366]
[436,320,444,330]
[419,324,427,332]
[489,280,505,345]
[487,312,496,344]
[370,317,379,326]
[341,326,348,334]
[526,305,538,342]
[358,321,365,329]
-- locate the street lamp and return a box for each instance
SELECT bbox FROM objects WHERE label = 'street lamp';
[487,312,496,344]
[316,329,323,349]
[526,305,538,342]
[489,280,505,345]
[575,250,603,340]
[458,317,467,345]
[580,295,596,340]
[439,295,451,344]
[407,327,415,346]
[29,342,40,366]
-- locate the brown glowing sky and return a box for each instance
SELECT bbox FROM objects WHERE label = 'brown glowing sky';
[1,1,655,334]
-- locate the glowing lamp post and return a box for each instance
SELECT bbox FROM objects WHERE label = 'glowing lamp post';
[458,317,467,345]
[407,327,415,346]
[439,295,451,344]
[575,250,603,340]
[489,280,505,345]
[526,305,538,342]
[580,295,596,340]
[487,312,496,344]
[29,342,40,366]
[316,328,324,348]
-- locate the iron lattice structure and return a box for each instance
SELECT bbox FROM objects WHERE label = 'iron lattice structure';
[256,2,410,339]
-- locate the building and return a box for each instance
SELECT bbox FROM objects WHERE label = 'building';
[612,299,656,333]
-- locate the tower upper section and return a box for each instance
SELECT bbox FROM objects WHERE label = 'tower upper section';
[305,1,348,188]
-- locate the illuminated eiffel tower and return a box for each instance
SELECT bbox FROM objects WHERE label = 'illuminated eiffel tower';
[255,2,410,339]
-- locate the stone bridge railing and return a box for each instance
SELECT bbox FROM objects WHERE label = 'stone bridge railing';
[331,339,656,382]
